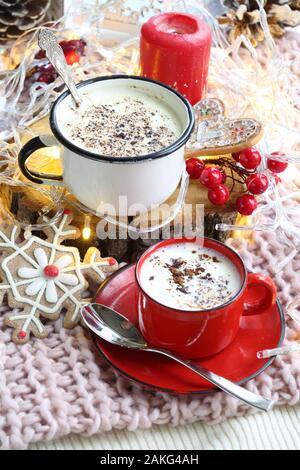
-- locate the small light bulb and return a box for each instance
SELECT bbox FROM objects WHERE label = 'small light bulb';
[82,226,91,240]
[82,215,91,240]
[51,147,61,159]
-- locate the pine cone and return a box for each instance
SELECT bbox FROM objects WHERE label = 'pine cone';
[219,0,300,46]
[0,0,51,39]
[291,0,300,8]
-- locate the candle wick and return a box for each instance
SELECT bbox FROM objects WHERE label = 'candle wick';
[168,28,184,35]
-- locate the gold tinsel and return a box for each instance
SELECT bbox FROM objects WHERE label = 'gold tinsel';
[219,0,300,46]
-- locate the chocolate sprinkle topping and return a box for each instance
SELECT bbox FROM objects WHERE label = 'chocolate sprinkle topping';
[67,97,177,157]
[146,249,237,310]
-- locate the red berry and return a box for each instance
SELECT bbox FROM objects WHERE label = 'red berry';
[208,184,230,205]
[186,158,205,179]
[238,148,261,170]
[236,194,257,215]
[267,152,288,173]
[43,265,60,278]
[63,208,72,215]
[200,167,223,189]
[18,330,27,339]
[246,173,269,195]
[108,258,117,266]
[232,152,240,162]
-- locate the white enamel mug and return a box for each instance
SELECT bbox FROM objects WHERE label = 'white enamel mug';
[18,75,195,218]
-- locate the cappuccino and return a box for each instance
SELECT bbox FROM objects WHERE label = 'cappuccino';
[139,243,242,310]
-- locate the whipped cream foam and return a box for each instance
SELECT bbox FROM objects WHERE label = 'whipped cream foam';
[139,243,242,310]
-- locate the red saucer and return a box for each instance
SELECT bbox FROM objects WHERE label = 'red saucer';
[92,264,285,394]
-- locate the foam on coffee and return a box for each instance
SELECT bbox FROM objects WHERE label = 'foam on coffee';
[139,243,242,310]
[62,85,182,157]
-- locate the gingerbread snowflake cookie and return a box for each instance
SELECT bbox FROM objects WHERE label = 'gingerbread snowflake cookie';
[0,210,118,344]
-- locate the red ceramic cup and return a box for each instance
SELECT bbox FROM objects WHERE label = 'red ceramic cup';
[135,238,277,359]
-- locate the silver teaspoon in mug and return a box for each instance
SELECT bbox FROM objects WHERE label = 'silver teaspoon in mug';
[38,28,82,107]
[81,303,274,412]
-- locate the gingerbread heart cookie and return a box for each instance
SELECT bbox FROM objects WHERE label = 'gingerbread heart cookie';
[186,98,263,157]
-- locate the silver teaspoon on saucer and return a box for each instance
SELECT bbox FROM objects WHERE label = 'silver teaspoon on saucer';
[38,28,82,107]
[81,303,274,412]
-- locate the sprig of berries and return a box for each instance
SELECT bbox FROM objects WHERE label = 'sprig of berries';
[185,147,289,216]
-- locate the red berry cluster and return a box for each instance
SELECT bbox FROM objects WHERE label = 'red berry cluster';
[186,147,288,216]
[186,158,229,206]
[33,39,86,84]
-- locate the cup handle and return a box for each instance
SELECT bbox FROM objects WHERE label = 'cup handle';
[18,135,64,186]
[242,272,277,316]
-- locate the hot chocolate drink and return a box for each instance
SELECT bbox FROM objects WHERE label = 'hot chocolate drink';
[139,242,242,310]
[63,86,182,157]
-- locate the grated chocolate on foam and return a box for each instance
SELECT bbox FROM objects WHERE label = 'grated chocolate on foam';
[67,97,177,157]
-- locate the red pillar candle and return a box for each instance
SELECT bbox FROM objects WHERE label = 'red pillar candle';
[140,13,212,105]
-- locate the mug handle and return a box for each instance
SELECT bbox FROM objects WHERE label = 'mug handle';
[18,135,64,186]
[242,273,277,316]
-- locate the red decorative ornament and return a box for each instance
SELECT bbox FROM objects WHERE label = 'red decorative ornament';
[33,38,86,84]
[43,265,60,278]
[63,208,72,215]
[34,39,86,61]
[208,184,230,205]
[236,194,257,215]
[200,167,223,189]
[246,173,269,195]
[186,158,205,179]
[63,47,81,65]
[238,148,262,170]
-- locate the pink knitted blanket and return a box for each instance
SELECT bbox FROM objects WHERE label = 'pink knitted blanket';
[1,36,300,451]
[1,208,300,450]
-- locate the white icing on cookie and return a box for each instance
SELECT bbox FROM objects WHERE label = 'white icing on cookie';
[18,247,79,303]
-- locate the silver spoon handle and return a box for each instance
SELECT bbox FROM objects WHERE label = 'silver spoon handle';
[147,347,273,412]
[38,28,82,107]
